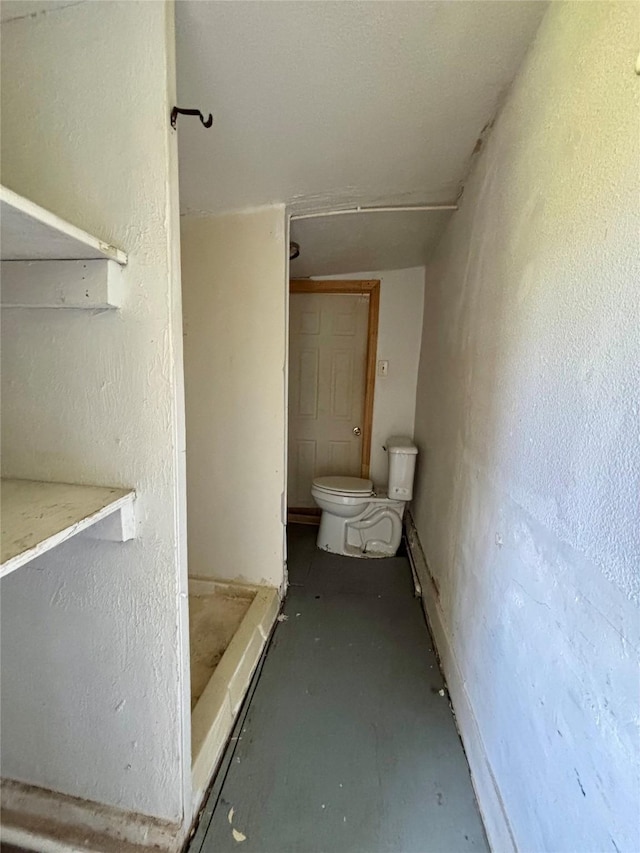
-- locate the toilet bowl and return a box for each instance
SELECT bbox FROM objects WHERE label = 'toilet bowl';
[311,438,418,558]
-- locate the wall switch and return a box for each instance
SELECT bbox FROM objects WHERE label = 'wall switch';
[378,360,389,377]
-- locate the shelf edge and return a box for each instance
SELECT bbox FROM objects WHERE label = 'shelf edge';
[0,185,128,265]
[0,489,136,579]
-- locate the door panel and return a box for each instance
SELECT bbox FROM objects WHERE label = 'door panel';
[330,350,354,419]
[298,350,319,417]
[288,292,369,507]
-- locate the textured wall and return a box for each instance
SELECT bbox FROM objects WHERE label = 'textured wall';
[412,3,639,850]
[315,269,425,486]
[0,2,189,823]
[181,209,287,587]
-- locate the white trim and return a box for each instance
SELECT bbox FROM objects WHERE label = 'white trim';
[404,511,517,853]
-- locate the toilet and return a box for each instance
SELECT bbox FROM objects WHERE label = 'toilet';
[311,436,418,558]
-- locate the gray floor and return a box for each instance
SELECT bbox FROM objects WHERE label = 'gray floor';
[190,524,488,853]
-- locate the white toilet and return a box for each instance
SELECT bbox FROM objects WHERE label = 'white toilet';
[311,436,418,558]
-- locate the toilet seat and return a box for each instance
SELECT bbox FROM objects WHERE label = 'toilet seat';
[312,476,373,496]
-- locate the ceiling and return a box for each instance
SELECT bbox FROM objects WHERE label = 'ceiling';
[3,1,547,275]
[176,1,545,275]
[289,209,452,277]
[175,1,545,220]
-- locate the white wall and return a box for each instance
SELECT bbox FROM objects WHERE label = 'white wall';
[181,209,287,587]
[412,3,639,851]
[316,268,425,486]
[0,1,189,824]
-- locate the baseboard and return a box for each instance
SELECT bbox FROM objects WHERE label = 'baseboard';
[0,779,185,853]
[287,508,321,525]
[404,512,517,853]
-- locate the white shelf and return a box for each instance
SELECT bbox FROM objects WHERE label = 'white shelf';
[1,479,136,578]
[0,185,127,264]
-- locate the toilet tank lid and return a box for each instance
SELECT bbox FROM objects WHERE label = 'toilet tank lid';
[313,476,373,495]
[386,436,418,454]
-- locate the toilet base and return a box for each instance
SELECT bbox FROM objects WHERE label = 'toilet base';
[316,498,405,558]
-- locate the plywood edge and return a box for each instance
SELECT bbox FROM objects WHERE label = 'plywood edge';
[404,512,516,853]
[0,480,136,578]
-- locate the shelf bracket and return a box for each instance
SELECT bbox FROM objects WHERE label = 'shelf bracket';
[1,259,125,309]
[83,499,136,542]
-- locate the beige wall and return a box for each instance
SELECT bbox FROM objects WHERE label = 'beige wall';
[182,209,287,587]
[411,3,639,851]
[316,268,425,485]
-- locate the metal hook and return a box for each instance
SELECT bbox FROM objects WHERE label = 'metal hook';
[170,107,213,130]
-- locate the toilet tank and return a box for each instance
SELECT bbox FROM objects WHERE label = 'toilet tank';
[386,436,418,501]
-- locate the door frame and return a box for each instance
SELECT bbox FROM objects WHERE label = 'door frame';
[289,279,380,486]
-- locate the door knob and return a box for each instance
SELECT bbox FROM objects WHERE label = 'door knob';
[353,426,362,436]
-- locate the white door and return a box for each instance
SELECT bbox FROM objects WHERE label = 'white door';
[288,292,369,508]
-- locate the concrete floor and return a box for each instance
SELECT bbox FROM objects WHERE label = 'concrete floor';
[189,524,488,853]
